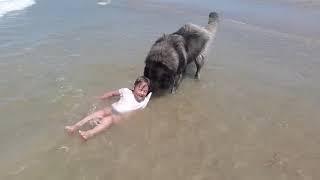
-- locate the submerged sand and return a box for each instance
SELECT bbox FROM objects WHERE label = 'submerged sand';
[0,0,320,179]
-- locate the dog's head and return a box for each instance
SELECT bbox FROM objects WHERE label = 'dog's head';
[143,34,182,94]
[144,61,175,93]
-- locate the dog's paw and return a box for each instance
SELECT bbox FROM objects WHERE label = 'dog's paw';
[170,87,177,94]
[195,73,201,80]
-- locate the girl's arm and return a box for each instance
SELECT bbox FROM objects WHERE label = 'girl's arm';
[99,90,120,100]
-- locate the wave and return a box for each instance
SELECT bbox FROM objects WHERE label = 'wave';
[0,0,36,17]
[97,0,111,6]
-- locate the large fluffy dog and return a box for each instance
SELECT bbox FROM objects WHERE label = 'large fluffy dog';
[143,12,219,94]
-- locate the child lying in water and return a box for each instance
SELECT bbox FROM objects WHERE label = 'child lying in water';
[65,76,152,140]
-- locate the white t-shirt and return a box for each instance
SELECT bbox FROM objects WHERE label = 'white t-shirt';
[112,88,152,113]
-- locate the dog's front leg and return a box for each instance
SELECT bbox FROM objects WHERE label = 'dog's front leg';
[170,74,183,94]
[170,77,176,94]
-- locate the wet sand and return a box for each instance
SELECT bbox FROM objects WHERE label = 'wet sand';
[0,0,320,179]
[272,0,320,7]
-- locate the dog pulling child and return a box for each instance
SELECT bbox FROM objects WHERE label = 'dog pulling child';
[65,76,152,140]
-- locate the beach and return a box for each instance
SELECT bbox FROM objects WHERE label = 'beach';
[0,0,320,179]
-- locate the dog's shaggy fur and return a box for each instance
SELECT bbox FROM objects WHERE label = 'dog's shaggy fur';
[144,12,219,94]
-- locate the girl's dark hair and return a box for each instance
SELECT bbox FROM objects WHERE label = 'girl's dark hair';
[134,76,151,91]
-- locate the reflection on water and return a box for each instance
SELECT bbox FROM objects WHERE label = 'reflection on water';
[1,0,320,179]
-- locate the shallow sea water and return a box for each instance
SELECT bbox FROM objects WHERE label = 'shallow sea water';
[0,0,320,179]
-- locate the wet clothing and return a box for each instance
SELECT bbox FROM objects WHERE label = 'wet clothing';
[112,88,152,114]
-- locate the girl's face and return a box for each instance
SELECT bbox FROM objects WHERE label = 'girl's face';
[133,82,149,101]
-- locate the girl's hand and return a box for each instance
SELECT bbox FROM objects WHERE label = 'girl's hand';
[96,90,119,100]
[94,95,106,100]
[98,95,107,100]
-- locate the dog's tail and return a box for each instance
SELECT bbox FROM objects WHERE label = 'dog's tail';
[208,12,219,24]
[206,12,219,33]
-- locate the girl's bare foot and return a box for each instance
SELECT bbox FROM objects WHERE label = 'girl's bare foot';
[65,126,77,134]
[78,130,92,141]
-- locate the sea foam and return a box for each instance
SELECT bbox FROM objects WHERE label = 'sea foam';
[0,0,36,17]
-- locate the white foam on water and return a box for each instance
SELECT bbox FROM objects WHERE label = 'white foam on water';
[97,0,111,6]
[0,0,36,17]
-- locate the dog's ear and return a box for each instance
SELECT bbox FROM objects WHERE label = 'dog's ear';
[154,34,166,44]
[161,33,168,40]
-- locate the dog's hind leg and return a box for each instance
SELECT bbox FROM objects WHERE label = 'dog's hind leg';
[193,12,219,79]
[195,54,205,79]
[194,32,210,79]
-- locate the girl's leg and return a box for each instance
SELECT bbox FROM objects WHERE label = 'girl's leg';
[65,107,112,133]
[78,115,114,140]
